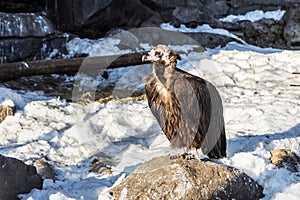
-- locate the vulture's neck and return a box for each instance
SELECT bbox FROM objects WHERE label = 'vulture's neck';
[152,61,177,84]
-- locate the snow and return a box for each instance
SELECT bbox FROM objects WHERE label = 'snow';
[1,19,300,199]
[64,37,133,58]
[160,23,245,44]
[1,41,298,199]
[219,9,286,23]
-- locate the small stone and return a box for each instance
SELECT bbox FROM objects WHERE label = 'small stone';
[90,159,113,175]
[0,105,14,124]
[270,149,300,172]
[33,158,57,181]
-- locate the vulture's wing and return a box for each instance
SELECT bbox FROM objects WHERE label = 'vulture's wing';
[171,69,211,149]
[201,82,226,157]
[144,63,169,138]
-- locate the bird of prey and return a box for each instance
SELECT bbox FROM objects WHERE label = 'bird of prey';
[143,45,226,159]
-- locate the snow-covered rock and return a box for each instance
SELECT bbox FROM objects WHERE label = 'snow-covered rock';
[110,156,264,200]
[0,154,43,200]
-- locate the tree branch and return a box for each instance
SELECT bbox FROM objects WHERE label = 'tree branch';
[0,52,148,82]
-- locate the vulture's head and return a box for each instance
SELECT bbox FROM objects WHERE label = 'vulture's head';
[142,45,180,67]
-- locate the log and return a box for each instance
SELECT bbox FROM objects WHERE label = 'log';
[0,52,148,82]
[291,72,300,87]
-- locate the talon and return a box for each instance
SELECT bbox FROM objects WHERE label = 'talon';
[169,153,196,160]
[170,154,181,160]
[181,153,195,160]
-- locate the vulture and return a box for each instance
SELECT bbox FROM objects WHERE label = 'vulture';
[142,45,226,159]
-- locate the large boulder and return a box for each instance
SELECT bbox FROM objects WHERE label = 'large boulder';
[72,0,161,38]
[0,13,54,37]
[185,32,240,48]
[283,4,300,49]
[240,18,286,49]
[0,11,73,63]
[205,0,229,18]
[172,6,222,28]
[72,0,113,24]
[229,0,282,14]
[0,154,43,200]
[0,0,45,13]
[0,33,73,63]
[109,156,264,200]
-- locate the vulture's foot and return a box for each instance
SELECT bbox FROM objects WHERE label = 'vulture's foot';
[181,152,195,160]
[169,153,195,160]
[169,154,181,160]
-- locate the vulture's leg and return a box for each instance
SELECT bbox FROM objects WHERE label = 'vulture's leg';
[169,148,195,160]
[169,148,184,160]
[195,149,210,161]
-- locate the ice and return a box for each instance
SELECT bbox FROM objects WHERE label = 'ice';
[0,13,54,37]
[219,9,286,23]
[160,23,245,44]
[64,37,133,58]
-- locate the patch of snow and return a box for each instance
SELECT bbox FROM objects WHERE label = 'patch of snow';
[219,9,286,23]
[160,23,245,44]
[273,182,300,200]
[64,37,133,58]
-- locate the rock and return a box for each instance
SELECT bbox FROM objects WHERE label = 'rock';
[109,156,264,200]
[172,6,222,28]
[206,0,229,18]
[0,13,55,37]
[0,37,43,63]
[89,152,115,175]
[140,0,183,23]
[0,105,14,123]
[0,0,45,13]
[33,158,56,181]
[184,32,241,48]
[283,4,300,49]
[0,32,73,63]
[228,0,282,15]
[0,154,43,200]
[240,18,286,49]
[0,12,66,63]
[145,0,184,9]
[74,0,159,38]
[270,149,300,172]
[72,0,113,24]
[90,160,113,175]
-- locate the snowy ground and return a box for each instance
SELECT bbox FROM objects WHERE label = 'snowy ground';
[1,9,300,200]
[1,41,300,200]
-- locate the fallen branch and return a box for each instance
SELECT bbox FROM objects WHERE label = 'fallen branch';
[0,52,148,82]
[291,72,300,87]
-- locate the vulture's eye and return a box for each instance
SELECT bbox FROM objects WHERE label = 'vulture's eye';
[155,51,162,57]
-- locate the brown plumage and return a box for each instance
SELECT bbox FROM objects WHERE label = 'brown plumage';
[143,45,226,159]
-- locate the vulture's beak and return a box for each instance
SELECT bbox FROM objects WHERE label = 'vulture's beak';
[142,55,150,62]
[142,53,159,62]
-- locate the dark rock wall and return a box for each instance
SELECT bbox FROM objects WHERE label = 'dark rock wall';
[1,0,300,63]
[0,0,45,13]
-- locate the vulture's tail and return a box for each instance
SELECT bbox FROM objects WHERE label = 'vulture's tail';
[207,126,226,159]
